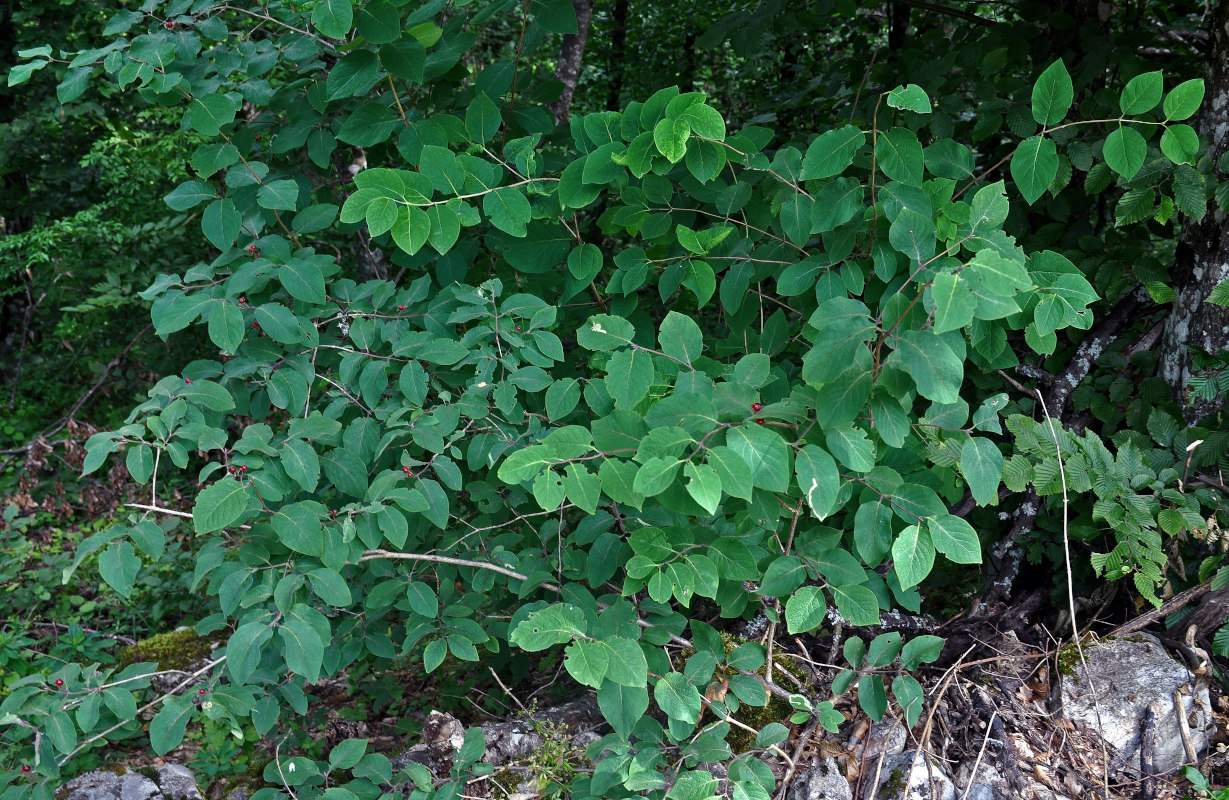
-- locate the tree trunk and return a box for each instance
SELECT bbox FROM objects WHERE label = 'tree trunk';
[548,0,595,125]
[1160,0,1229,424]
[606,0,628,111]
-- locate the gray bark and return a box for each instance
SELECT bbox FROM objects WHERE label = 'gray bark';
[548,0,595,125]
[1160,0,1229,423]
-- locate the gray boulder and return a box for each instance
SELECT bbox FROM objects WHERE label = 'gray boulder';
[57,766,202,800]
[788,757,852,800]
[862,751,955,800]
[1057,632,1212,774]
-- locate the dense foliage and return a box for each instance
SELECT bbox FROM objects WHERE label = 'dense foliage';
[3,2,1229,799]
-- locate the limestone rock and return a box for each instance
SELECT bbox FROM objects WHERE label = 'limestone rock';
[1057,632,1212,773]
[57,766,201,800]
[862,751,955,800]
[788,757,852,800]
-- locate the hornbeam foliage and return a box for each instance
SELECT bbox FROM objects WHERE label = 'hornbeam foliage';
[4,2,1225,799]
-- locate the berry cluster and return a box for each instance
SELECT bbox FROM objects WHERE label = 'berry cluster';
[228,465,248,475]
[247,244,262,258]
[164,20,180,29]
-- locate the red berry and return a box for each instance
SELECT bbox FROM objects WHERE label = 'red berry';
[755,418,765,425]
[330,510,338,516]
[515,326,522,332]
[198,688,207,695]
[751,402,762,412]
[403,466,412,475]
[228,467,236,474]
[165,21,173,28]
[54,679,64,687]
[252,321,260,328]
[248,244,257,252]
[238,297,246,304]
[397,305,406,311]
[184,378,192,384]
[20,766,30,774]
[239,465,247,472]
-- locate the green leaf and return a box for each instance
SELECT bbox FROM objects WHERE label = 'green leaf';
[679,103,726,140]
[929,272,976,334]
[759,555,806,597]
[659,311,703,365]
[756,722,790,747]
[357,0,400,43]
[126,445,154,485]
[150,696,195,755]
[1160,124,1199,165]
[891,524,935,590]
[99,542,140,598]
[532,0,579,33]
[293,204,338,234]
[801,125,865,180]
[876,128,923,186]
[308,568,352,606]
[885,83,931,114]
[226,621,272,685]
[185,94,237,136]
[329,739,368,771]
[165,181,215,211]
[393,205,437,255]
[795,444,840,520]
[272,503,324,556]
[202,199,241,251]
[466,92,502,143]
[208,300,244,353]
[280,607,326,683]
[824,424,875,472]
[887,330,963,404]
[258,179,300,211]
[281,439,321,493]
[683,462,722,515]
[726,424,789,491]
[1103,126,1147,179]
[634,457,682,497]
[707,446,754,501]
[893,674,925,728]
[1164,78,1205,121]
[779,193,815,247]
[605,348,654,408]
[577,313,635,350]
[193,479,252,533]
[654,671,701,724]
[785,586,827,634]
[510,604,585,651]
[597,681,649,740]
[927,514,981,563]
[313,0,354,38]
[654,116,690,163]
[900,635,945,669]
[1010,136,1058,204]
[831,583,880,625]
[279,259,326,304]
[1032,59,1073,126]
[483,186,530,237]
[1120,71,1163,114]
[960,437,1003,506]
[565,640,609,688]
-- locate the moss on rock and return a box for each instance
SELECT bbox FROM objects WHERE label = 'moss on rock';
[119,628,220,671]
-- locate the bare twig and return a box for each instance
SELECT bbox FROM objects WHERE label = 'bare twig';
[1036,389,1111,797]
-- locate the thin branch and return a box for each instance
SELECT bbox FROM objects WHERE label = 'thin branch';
[1036,389,1111,797]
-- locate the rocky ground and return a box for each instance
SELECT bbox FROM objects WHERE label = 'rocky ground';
[65,585,1229,800]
